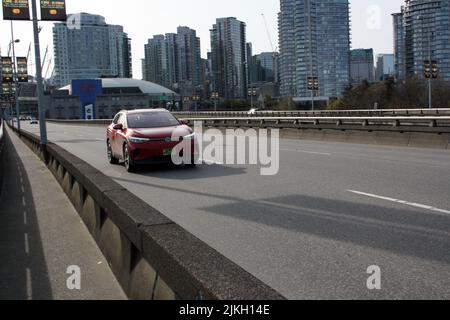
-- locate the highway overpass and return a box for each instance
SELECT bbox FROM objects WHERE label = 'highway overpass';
[15,120,450,299]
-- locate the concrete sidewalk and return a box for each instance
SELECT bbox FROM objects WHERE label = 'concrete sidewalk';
[0,127,126,300]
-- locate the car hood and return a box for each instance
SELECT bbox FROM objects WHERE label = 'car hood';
[130,125,192,139]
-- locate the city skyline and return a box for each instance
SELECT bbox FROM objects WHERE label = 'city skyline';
[0,0,403,80]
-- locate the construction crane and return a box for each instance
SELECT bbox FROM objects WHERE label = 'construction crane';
[261,13,279,85]
[44,57,52,79]
[261,13,278,53]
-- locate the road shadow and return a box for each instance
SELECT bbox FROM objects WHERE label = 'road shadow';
[0,129,53,300]
[116,162,247,180]
[198,194,450,265]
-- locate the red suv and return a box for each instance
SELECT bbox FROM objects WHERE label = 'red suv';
[106,109,198,172]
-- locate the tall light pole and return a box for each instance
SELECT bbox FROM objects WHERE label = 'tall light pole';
[427,31,433,109]
[211,92,219,111]
[418,15,433,109]
[31,0,47,145]
[248,87,257,109]
[10,21,21,131]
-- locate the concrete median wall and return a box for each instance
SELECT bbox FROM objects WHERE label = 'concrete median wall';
[0,121,4,198]
[7,124,285,300]
[48,119,450,150]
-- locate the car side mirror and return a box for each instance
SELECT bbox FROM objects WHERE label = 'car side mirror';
[113,123,123,130]
[180,119,189,125]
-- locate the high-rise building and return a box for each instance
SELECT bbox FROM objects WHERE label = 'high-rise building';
[248,52,280,85]
[143,27,201,96]
[393,0,450,81]
[375,54,395,81]
[144,35,168,87]
[176,27,202,91]
[53,13,132,87]
[278,0,351,100]
[210,17,247,99]
[350,49,374,86]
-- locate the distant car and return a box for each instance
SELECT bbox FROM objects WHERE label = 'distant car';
[106,109,199,172]
[247,108,260,115]
[30,118,38,124]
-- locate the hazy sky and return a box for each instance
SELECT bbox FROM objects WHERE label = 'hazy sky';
[0,0,404,78]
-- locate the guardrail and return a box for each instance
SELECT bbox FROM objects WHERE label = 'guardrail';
[46,117,450,149]
[174,108,450,118]
[48,116,450,133]
[184,116,450,133]
[7,123,285,300]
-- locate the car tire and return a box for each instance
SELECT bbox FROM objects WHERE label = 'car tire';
[107,140,119,164]
[123,144,136,173]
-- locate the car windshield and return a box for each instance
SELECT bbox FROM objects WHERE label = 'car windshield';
[127,112,180,129]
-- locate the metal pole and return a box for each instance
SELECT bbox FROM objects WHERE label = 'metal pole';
[10,21,20,132]
[428,32,432,109]
[31,0,47,145]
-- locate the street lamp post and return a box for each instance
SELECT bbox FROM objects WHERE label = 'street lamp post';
[192,95,200,112]
[248,88,257,109]
[9,22,21,131]
[427,31,433,109]
[31,0,47,145]
[211,92,219,111]
[418,15,434,109]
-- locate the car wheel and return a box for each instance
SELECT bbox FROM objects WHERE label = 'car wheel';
[107,140,119,164]
[123,144,136,172]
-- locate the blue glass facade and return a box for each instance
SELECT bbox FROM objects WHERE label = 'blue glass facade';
[210,17,247,99]
[279,0,351,99]
[393,0,450,81]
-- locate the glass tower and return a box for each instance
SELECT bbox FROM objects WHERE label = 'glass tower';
[279,0,351,100]
[53,13,132,88]
[210,17,247,99]
[393,0,450,81]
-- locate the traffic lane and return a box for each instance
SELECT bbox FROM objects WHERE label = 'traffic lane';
[21,122,450,299]
[30,122,450,209]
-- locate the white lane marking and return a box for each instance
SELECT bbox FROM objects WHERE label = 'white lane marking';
[26,268,32,300]
[22,196,26,207]
[348,190,450,215]
[21,185,25,193]
[24,233,29,255]
[95,138,105,142]
[23,211,27,225]
[281,148,331,156]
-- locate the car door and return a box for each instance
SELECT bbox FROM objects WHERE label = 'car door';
[109,113,121,157]
[114,113,127,159]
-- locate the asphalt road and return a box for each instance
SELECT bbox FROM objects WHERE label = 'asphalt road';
[22,122,450,299]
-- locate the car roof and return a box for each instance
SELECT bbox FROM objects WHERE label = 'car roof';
[121,108,169,115]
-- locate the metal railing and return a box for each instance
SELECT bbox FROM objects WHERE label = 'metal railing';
[181,116,450,133]
[173,108,450,118]
[47,115,450,134]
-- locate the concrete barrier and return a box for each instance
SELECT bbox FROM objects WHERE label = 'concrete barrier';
[7,124,285,300]
[0,121,4,198]
[48,118,450,150]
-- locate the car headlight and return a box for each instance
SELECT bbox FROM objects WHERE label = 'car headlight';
[183,133,196,140]
[129,137,150,144]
